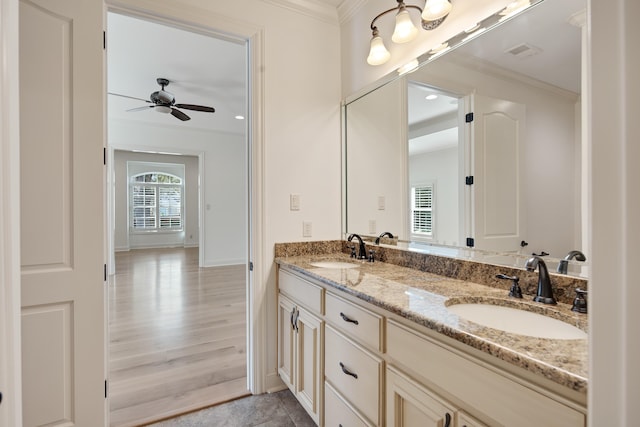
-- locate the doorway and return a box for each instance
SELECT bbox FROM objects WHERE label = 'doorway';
[106,11,250,426]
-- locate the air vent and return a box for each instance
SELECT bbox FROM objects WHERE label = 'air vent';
[504,43,542,59]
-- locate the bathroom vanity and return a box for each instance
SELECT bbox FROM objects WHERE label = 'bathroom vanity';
[275,242,587,427]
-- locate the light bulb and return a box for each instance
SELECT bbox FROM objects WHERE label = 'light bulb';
[367,33,391,66]
[392,8,418,43]
[155,105,172,114]
[421,0,452,21]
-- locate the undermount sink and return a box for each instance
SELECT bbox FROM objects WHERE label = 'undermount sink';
[446,303,587,340]
[309,261,360,269]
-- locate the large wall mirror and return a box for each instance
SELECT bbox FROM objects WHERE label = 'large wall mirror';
[344,0,587,277]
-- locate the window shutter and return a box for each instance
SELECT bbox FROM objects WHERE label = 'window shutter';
[411,185,434,235]
[130,172,183,231]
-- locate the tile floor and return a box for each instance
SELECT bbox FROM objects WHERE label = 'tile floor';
[146,389,316,427]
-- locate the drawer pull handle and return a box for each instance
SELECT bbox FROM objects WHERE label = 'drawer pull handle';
[340,312,359,325]
[290,308,296,331]
[444,412,452,427]
[339,362,358,379]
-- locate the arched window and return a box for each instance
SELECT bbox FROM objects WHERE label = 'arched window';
[130,172,183,231]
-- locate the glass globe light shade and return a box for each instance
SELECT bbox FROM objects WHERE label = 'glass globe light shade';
[421,0,452,21]
[392,8,418,43]
[367,34,391,65]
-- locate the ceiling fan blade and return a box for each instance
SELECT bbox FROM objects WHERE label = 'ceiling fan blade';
[108,92,152,103]
[126,105,155,112]
[174,103,215,113]
[171,108,191,121]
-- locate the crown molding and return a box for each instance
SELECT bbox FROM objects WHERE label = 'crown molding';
[337,0,368,25]
[262,0,339,25]
[447,53,580,102]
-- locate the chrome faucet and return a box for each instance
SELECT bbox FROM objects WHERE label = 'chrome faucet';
[347,233,367,259]
[375,231,394,245]
[557,250,586,274]
[525,256,557,304]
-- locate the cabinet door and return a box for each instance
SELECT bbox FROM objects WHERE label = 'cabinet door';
[296,306,323,425]
[387,366,456,427]
[278,295,296,391]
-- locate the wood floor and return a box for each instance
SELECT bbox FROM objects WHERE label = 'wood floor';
[109,248,249,427]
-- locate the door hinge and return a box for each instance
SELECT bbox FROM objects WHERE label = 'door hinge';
[104,264,107,281]
[104,380,108,398]
[465,176,474,185]
[466,237,475,247]
[103,147,107,165]
[103,31,106,50]
[249,261,254,272]
[465,112,474,123]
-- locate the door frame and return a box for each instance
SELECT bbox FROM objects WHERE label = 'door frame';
[0,1,22,425]
[106,145,206,270]
[104,1,266,395]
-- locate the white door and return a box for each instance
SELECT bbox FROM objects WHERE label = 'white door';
[467,94,526,252]
[19,0,105,425]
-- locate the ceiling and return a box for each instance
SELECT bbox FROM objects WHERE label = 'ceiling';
[107,12,247,135]
[406,0,585,154]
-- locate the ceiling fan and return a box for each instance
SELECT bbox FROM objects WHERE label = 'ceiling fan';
[109,77,215,121]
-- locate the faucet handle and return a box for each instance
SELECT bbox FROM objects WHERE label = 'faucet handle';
[368,249,375,263]
[571,288,588,313]
[349,246,357,258]
[496,274,523,299]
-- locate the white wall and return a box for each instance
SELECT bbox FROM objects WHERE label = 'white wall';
[113,151,199,251]
[410,147,459,246]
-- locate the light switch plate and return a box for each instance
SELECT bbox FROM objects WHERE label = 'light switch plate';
[378,196,385,210]
[369,220,376,234]
[290,194,300,211]
[303,221,312,237]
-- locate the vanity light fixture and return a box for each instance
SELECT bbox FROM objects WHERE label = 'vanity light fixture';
[367,0,453,66]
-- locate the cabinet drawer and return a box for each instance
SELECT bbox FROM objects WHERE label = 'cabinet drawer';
[325,292,383,352]
[386,320,585,427]
[325,325,383,426]
[324,381,372,427]
[279,268,323,314]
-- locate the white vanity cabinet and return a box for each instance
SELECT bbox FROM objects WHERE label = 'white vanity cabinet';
[276,265,586,427]
[277,269,324,425]
[386,319,585,427]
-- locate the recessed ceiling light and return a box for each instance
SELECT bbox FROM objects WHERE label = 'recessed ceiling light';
[425,94,438,100]
[235,115,245,120]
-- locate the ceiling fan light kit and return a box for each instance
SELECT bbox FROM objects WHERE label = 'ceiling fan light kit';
[109,77,215,121]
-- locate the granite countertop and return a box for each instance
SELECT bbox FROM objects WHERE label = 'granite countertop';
[275,252,588,394]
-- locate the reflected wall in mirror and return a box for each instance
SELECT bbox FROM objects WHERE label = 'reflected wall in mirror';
[344,0,587,276]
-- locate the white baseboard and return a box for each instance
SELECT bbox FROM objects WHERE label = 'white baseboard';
[265,372,286,393]
[202,258,246,267]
